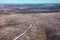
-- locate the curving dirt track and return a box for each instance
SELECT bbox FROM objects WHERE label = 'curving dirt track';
[0,12,60,40]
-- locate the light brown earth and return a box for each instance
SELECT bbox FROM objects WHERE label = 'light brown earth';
[0,12,60,40]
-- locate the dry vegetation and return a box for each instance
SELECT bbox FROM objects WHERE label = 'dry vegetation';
[0,12,60,40]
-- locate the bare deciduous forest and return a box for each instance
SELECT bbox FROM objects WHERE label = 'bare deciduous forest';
[0,12,60,40]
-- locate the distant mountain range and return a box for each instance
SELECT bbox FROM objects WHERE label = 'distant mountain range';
[0,3,60,14]
[0,3,60,8]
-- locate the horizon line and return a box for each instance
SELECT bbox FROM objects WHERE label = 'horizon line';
[0,3,60,4]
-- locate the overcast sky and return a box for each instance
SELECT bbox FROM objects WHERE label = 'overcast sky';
[0,0,60,4]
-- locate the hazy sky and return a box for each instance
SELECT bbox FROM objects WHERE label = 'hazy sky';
[0,0,60,4]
